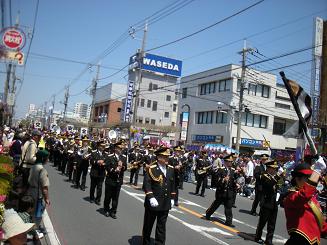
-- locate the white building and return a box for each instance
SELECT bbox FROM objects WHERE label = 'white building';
[28,104,37,116]
[130,71,178,127]
[177,64,299,152]
[73,103,89,118]
[94,83,127,103]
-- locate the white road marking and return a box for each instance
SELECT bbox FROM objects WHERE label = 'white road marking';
[121,187,232,245]
[43,209,61,245]
[179,197,287,243]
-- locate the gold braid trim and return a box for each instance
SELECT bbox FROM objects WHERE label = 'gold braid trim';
[288,228,320,245]
[148,168,163,186]
[308,200,324,230]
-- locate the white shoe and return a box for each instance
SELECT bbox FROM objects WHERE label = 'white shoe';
[36,230,44,239]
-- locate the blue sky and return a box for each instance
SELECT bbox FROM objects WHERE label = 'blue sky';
[1,0,326,118]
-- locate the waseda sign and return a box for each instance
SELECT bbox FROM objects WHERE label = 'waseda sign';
[2,28,25,50]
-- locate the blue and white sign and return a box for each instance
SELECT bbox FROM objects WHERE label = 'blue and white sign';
[240,138,263,148]
[123,80,134,122]
[129,53,182,77]
[193,135,223,143]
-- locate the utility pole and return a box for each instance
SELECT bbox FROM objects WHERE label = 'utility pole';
[235,40,254,152]
[63,86,69,123]
[1,0,5,29]
[132,22,148,125]
[88,63,100,134]
[50,95,55,126]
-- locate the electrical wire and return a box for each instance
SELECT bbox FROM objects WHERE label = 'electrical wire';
[146,0,265,52]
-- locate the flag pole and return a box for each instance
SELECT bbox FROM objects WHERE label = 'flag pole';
[279,71,317,156]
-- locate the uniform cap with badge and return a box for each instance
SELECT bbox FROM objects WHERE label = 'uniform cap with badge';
[264,159,279,168]
[154,147,170,157]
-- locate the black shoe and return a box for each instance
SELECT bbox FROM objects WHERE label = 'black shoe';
[174,203,179,207]
[254,238,264,244]
[232,205,237,208]
[193,192,198,195]
[80,186,85,191]
[224,222,235,227]
[90,199,94,203]
[110,213,117,219]
[250,211,257,216]
[205,214,211,220]
[105,212,110,217]
[95,200,100,205]
[200,194,205,197]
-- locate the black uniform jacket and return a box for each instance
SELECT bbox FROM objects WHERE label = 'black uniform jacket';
[90,150,107,178]
[105,153,127,186]
[254,163,266,191]
[215,166,238,199]
[260,172,280,210]
[144,162,176,211]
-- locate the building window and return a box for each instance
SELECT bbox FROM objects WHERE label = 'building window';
[171,122,176,127]
[182,88,187,98]
[145,118,150,124]
[164,112,169,118]
[241,112,268,128]
[140,99,145,107]
[218,79,231,92]
[200,81,216,95]
[248,83,270,98]
[173,104,177,112]
[148,83,152,91]
[273,118,286,135]
[138,117,143,124]
[216,111,227,124]
[166,95,171,101]
[197,111,214,124]
[175,89,178,100]
[236,79,241,92]
[153,84,158,90]
[147,100,152,108]
[275,102,290,110]
[152,101,158,111]
[151,119,156,125]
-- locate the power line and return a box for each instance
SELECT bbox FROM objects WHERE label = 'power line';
[146,0,265,52]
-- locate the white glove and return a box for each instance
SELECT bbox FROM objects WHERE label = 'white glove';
[277,167,284,176]
[313,156,326,174]
[171,199,174,207]
[149,197,159,207]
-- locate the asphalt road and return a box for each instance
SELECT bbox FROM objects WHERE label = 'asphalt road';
[44,163,327,245]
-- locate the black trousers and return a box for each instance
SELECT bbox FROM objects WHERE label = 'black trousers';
[142,209,169,245]
[104,183,121,214]
[76,163,88,188]
[206,196,233,224]
[130,168,140,185]
[66,160,75,181]
[61,155,68,175]
[90,176,104,202]
[255,206,278,245]
[179,173,184,189]
[21,167,31,187]
[195,176,207,195]
[251,189,262,213]
[285,233,317,245]
[174,183,179,204]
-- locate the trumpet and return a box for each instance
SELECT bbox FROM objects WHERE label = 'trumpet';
[197,165,212,175]
[127,161,141,170]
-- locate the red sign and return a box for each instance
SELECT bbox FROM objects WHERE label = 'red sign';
[2,28,25,50]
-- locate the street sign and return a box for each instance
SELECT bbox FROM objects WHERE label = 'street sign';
[67,125,74,132]
[0,50,25,65]
[80,127,88,136]
[2,28,25,50]
[34,121,42,129]
[6,92,15,106]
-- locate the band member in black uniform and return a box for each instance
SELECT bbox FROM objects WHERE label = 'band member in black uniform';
[129,145,143,186]
[194,151,211,197]
[169,145,184,206]
[255,159,282,245]
[142,147,176,245]
[89,141,107,205]
[142,146,156,190]
[66,139,77,182]
[205,154,238,227]
[250,154,269,216]
[103,141,127,219]
[60,138,69,175]
[74,136,91,191]
[53,138,62,168]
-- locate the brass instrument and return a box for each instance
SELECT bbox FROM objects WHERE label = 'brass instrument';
[197,165,212,175]
[127,161,141,170]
